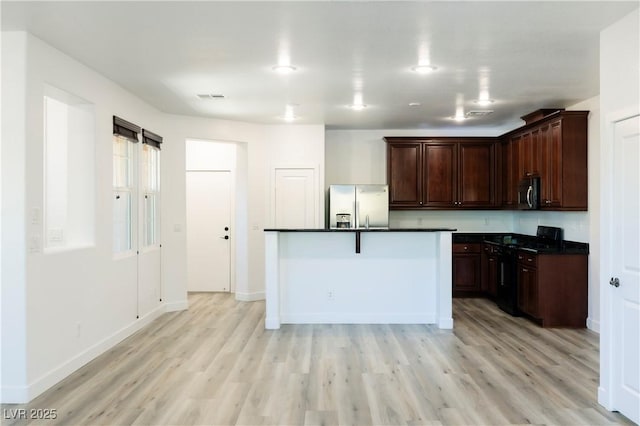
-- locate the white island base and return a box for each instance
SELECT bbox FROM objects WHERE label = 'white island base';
[264,229,454,330]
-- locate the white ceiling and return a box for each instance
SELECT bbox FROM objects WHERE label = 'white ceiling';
[2,1,638,130]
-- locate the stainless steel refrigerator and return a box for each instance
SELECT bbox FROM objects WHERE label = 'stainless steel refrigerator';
[328,184,389,229]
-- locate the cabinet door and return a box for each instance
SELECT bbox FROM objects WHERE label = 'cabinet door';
[458,143,495,207]
[453,253,482,295]
[515,133,527,179]
[530,127,541,176]
[423,143,456,207]
[539,121,563,207]
[502,140,516,206]
[388,143,422,206]
[517,265,539,317]
[519,131,536,177]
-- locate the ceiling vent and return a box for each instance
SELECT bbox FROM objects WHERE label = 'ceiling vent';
[465,110,494,117]
[197,94,225,99]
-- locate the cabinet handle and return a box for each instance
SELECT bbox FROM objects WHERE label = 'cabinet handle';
[464,246,469,251]
[527,258,533,262]
[419,201,423,205]
[522,268,529,272]
[489,258,495,262]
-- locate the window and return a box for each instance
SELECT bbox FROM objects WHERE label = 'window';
[43,87,95,250]
[113,116,139,254]
[141,142,160,247]
[112,119,161,254]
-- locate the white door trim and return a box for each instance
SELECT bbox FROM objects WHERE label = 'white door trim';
[269,164,321,229]
[598,105,640,411]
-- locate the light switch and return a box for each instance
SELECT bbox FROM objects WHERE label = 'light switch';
[31,208,41,225]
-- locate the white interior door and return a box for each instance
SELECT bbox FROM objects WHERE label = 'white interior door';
[186,171,231,292]
[610,114,640,424]
[273,167,317,228]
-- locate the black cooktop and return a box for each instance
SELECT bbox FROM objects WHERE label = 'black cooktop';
[481,226,589,254]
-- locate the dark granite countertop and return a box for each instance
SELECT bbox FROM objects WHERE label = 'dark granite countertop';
[454,232,589,255]
[264,228,457,232]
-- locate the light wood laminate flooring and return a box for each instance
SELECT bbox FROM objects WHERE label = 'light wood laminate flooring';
[2,294,633,426]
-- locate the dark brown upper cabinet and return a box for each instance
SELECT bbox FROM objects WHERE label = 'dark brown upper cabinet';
[384,109,587,212]
[505,110,588,210]
[385,137,498,210]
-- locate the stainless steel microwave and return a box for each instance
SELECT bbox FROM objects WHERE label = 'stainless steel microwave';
[517,176,540,210]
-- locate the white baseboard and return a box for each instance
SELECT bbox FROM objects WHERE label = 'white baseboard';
[587,317,600,333]
[235,291,265,302]
[26,305,166,403]
[438,317,454,329]
[281,313,436,324]
[265,317,280,329]
[2,304,167,404]
[164,299,188,312]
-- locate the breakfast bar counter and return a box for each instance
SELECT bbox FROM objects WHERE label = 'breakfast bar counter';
[263,228,456,330]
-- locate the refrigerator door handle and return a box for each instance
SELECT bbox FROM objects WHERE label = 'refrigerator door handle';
[355,200,360,228]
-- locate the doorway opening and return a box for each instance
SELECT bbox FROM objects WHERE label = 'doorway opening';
[185,139,246,294]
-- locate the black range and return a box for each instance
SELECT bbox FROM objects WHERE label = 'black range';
[480,226,588,316]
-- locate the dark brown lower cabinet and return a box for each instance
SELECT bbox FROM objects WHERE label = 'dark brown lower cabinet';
[453,243,482,297]
[486,253,498,299]
[516,251,587,327]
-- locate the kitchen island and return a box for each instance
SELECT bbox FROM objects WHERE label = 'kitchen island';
[264,228,456,330]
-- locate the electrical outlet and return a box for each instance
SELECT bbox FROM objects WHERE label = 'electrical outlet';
[327,290,334,301]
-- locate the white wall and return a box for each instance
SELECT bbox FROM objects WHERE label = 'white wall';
[1,32,168,403]
[162,118,325,301]
[1,31,29,402]
[1,31,326,402]
[598,7,639,408]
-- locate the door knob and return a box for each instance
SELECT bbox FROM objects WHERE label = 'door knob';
[609,277,620,287]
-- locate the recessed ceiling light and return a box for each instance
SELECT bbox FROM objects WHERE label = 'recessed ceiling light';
[272,65,297,73]
[408,102,422,107]
[197,94,225,99]
[349,103,367,111]
[281,104,298,122]
[473,99,495,106]
[411,65,438,74]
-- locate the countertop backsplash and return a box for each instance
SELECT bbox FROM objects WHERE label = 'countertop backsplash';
[389,210,515,233]
[389,210,589,243]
